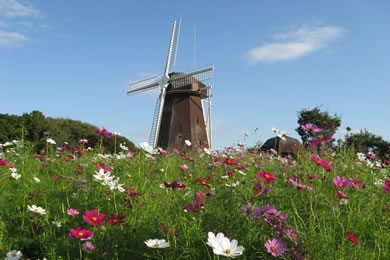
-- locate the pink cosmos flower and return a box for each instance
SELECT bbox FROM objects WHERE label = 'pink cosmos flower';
[180,163,189,170]
[96,126,112,138]
[83,209,105,226]
[333,176,351,189]
[348,231,359,246]
[67,208,79,216]
[350,176,363,191]
[68,226,93,240]
[286,228,299,245]
[258,171,277,184]
[307,173,318,179]
[287,178,312,191]
[301,123,322,133]
[311,155,332,171]
[334,189,349,199]
[197,178,211,190]
[265,238,286,257]
[384,180,390,193]
[0,159,7,166]
[82,241,96,253]
[367,151,376,159]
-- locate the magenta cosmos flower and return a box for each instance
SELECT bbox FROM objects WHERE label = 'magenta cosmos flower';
[258,171,276,184]
[333,176,351,189]
[83,209,105,226]
[67,208,79,216]
[265,238,286,257]
[68,227,93,240]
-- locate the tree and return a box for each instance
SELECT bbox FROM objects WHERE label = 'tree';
[0,111,136,153]
[345,129,390,158]
[296,106,341,145]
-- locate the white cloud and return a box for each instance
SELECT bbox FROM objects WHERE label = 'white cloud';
[0,0,40,18]
[0,30,27,47]
[247,25,344,63]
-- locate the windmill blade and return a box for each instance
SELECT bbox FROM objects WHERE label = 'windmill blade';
[127,76,160,95]
[169,65,214,89]
[164,19,181,75]
[148,86,167,147]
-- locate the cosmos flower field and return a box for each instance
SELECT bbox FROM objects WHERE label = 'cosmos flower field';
[0,132,389,259]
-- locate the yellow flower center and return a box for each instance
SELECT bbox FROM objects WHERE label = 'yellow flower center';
[34,209,39,212]
[265,174,270,178]
[12,254,17,257]
[78,232,84,236]
[102,175,106,178]
[113,219,117,222]
[92,217,97,221]
[339,182,344,186]
[154,244,159,247]
[271,247,276,252]
[226,249,231,254]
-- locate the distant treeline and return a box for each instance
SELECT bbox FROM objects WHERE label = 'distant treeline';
[0,111,136,153]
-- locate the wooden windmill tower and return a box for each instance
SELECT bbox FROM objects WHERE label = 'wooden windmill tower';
[127,19,214,150]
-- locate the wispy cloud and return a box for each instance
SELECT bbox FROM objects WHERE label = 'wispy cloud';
[246,25,344,64]
[0,0,40,18]
[0,30,27,47]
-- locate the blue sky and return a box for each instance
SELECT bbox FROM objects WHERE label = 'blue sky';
[1,0,389,149]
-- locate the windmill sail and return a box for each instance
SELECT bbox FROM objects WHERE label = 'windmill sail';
[148,86,167,147]
[170,65,214,89]
[164,19,181,75]
[127,76,160,95]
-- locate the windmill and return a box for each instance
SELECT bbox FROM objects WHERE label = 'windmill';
[127,19,214,150]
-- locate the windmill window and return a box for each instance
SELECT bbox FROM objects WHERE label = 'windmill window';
[178,125,183,133]
[198,139,201,145]
[196,117,199,125]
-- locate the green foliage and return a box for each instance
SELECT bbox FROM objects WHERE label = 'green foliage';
[345,129,390,158]
[296,106,342,144]
[0,111,135,153]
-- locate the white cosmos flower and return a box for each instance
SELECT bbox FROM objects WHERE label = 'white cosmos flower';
[93,169,114,184]
[52,221,62,227]
[33,177,41,183]
[185,140,192,146]
[238,170,246,176]
[225,181,240,187]
[5,250,23,260]
[11,172,21,180]
[108,177,125,192]
[140,142,158,154]
[278,130,288,141]
[207,232,244,258]
[144,239,169,248]
[119,143,129,151]
[27,205,46,215]
[203,148,211,155]
[3,141,13,147]
[46,138,56,145]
